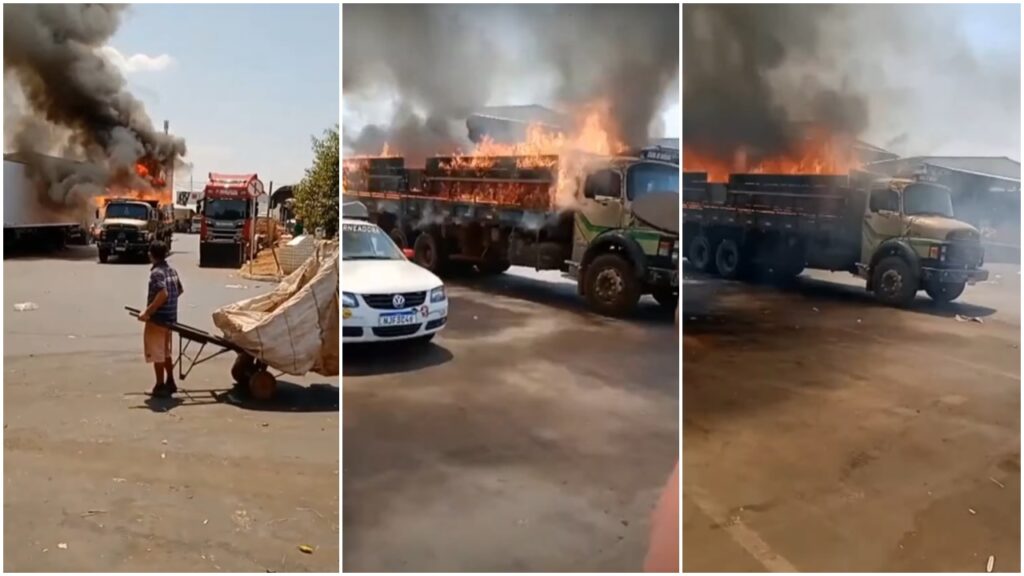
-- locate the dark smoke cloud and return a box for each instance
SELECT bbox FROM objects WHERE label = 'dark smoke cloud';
[682,4,868,160]
[343,4,678,159]
[3,4,186,186]
[683,4,1020,160]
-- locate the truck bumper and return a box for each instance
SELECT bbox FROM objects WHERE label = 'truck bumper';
[647,266,679,289]
[97,241,149,254]
[921,267,989,285]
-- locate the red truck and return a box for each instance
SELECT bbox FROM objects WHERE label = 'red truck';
[198,173,265,268]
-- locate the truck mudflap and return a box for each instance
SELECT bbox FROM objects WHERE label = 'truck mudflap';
[647,266,679,288]
[921,266,989,285]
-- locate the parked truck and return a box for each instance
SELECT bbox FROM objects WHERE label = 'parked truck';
[682,171,989,306]
[95,198,173,263]
[4,156,86,252]
[343,147,680,316]
[199,173,265,268]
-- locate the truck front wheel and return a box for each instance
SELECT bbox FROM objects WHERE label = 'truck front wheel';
[584,254,641,316]
[652,288,678,312]
[925,280,966,304]
[872,256,918,306]
[98,248,109,264]
[688,234,715,273]
[715,238,743,280]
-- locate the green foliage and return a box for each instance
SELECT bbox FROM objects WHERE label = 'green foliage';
[293,125,339,237]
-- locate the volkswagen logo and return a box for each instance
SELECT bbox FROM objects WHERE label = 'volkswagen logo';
[392,294,405,308]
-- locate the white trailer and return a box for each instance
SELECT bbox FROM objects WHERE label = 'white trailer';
[3,158,83,251]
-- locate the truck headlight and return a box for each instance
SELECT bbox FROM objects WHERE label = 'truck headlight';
[430,285,446,303]
[342,292,359,308]
[656,238,672,257]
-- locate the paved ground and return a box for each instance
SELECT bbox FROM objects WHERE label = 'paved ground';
[3,235,339,572]
[682,263,1020,572]
[343,269,679,572]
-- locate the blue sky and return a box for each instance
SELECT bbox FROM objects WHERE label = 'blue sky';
[110,4,339,192]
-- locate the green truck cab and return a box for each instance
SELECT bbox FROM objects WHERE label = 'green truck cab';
[857,176,988,305]
[95,199,173,263]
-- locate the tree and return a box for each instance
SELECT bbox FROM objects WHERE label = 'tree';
[293,125,339,237]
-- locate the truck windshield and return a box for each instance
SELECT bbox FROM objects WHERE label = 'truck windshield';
[342,223,404,261]
[627,163,680,200]
[105,203,149,220]
[205,198,248,220]
[903,184,954,218]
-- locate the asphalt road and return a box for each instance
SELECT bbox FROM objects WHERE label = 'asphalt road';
[3,235,339,572]
[682,264,1020,572]
[342,268,679,572]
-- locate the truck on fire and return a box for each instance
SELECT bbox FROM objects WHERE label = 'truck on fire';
[95,198,173,263]
[198,173,265,268]
[343,147,680,316]
[682,171,989,306]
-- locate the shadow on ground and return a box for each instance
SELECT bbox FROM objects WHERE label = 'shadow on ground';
[343,341,454,377]
[451,269,674,325]
[138,381,339,413]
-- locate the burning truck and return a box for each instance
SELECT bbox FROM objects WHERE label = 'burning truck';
[343,143,680,317]
[682,157,989,306]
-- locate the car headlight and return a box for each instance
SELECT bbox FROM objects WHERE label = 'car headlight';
[430,285,446,303]
[342,292,359,308]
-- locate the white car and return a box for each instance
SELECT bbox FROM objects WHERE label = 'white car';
[341,218,448,343]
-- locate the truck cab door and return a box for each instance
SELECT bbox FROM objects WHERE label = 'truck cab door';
[862,186,903,264]
[573,169,624,260]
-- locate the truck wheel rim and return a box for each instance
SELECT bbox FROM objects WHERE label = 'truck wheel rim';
[721,247,737,271]
[595,269,624,303]
[880,269,902,295]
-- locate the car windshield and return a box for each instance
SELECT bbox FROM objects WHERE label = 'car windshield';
[627,162,680,200]
[105,203,149,220]
[342,223,404,261]
[903,184,954,217]
[205,199,247,220]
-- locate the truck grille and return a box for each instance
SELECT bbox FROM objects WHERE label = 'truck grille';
[104,225,142,242]
[373,324,422,338]
[946,242,984,267]
[362,291,427,310]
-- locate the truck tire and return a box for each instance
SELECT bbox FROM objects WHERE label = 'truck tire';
[715,238,743,280]
[413,231,447,274]
[584,253,641,316]
[872,256,918,307]
[389,228,408,249]
[688,234,715,273]
[98,248,109,264]
[925,280,966,304]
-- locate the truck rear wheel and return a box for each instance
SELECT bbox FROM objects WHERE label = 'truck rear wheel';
[413,231,447,274]
[872,256,918,307]
[584,254,641,316]
[925,280,966,304]
[715,238,743,280]
[688,234,715,272]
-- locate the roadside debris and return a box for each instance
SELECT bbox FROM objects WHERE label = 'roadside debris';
[968,508,976,515]
[955,314,984,324]
[225,284,248,289]
[989,477,1005,488]
[13,302,39,312]
[298,544,314,554]
[57,543,68,550]
[987,555,995,572]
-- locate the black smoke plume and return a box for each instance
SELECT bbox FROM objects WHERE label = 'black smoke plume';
[343,4,679,160]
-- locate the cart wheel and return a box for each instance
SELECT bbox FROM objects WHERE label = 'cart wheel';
[231,354,255,387]
[249,370,277,400]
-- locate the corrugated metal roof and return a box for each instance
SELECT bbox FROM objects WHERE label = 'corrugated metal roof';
[468,105,567,127]
[868,156,1021,183]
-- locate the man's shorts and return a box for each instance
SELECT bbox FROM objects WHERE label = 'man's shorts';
[144,322,172,364]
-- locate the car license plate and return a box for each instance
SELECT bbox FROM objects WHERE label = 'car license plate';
[379,311,417,326]
[115,245,127,252]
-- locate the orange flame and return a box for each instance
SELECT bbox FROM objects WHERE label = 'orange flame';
[94,159,170,211]
[684,127,861,182]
